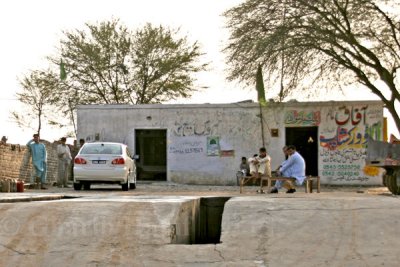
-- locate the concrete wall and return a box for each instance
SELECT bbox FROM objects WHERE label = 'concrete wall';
[76,101,384,186]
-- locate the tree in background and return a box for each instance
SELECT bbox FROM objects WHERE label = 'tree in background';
[224,0,400,134]
[51,19,208,105]
[11,70,60,136]
[13,19,208,137]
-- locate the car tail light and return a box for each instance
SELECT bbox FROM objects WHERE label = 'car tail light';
[74,157,87,164]
[112,157,125,165]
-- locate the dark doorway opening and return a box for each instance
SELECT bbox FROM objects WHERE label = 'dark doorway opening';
[173,197,231,245]
[285,127,318,176]
[135,129,167,181]
[196,197,230,244]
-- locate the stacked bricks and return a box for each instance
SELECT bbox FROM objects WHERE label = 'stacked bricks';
[0,140,74,186]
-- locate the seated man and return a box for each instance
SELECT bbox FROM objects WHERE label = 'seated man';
[271,145,305,194]
[271,146,289,193]
[248,147,272,192]
[239,156,250,176]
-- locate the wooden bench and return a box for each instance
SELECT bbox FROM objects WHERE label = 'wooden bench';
[304,176,321,193]
[266,175,321,194]
[239,175,269,194]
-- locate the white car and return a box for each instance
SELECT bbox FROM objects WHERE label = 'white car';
[73,142,136,191]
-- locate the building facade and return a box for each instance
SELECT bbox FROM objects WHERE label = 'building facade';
[77,100,384,185]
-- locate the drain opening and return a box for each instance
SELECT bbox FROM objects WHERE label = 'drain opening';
[172,196,230,245]
[197,197,230,244]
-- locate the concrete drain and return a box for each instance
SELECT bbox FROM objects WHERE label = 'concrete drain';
[172,196,231,245]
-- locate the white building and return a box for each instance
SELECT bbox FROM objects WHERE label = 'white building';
[76,100,384,185]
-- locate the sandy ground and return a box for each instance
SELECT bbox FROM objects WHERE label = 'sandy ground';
[22,181,392,197]
[1,182,399,266]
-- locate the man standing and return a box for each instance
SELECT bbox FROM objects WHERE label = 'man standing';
[276,145,306,193]
[26,133,47,189]
[79,138,85,148]
[57,137,72,188]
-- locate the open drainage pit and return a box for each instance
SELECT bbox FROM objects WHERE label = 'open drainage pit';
[171,196,231,245]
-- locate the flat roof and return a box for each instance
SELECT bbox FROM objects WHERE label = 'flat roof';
[77,100,383,110]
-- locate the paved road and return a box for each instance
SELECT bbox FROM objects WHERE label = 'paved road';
[0,183,399,266]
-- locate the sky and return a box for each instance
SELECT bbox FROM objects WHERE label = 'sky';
[0,0,399,144]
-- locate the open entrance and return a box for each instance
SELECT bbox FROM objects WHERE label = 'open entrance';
[285,126,318,176]
[196,197,230,244]
[135,129,167,181]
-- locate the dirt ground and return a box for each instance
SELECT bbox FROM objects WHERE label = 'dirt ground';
[1,182,399,266]
[24,181,392,197]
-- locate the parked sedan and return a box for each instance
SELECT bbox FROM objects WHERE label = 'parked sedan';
[73,142,136,191]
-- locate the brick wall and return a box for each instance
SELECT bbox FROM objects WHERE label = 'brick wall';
[0,141,78,184]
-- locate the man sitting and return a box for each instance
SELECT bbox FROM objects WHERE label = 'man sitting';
[271,145,305,194]
[248,147,272,193]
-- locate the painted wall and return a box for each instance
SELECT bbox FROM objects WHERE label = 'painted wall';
[316,103,384,185]
[77,101,383,185]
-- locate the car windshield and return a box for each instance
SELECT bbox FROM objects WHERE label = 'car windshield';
[81,144,122,155]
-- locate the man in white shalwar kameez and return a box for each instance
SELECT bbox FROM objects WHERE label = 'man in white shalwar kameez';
[248,147,272,193]
[57,137,72,188]
[275,145,306,194]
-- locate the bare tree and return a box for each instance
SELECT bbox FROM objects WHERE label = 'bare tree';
[224,0,400,133]
[11,70,60,136]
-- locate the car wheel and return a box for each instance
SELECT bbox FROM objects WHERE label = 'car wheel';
[83,182,91,190]
[122,178,129,191]
[129,169,136,189]
[73,182,82,191]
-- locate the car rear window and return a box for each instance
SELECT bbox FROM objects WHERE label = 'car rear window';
[80,144,122,155]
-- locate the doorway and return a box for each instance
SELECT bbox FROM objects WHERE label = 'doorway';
[285,127,318,176]
[135,129,167,181]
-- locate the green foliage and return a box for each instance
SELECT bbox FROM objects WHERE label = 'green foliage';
[52,19,207,105]
[224,0,400,133]
[14,19,208,136]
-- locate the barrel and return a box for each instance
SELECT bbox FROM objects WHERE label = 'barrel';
[17,180,24,192]
[2,180,10,192]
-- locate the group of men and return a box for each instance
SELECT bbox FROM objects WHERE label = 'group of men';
[26,133,85,189]
[242,145,306,194]
[27,132,305,192]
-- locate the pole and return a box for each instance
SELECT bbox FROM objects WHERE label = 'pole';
[259,102,265,147]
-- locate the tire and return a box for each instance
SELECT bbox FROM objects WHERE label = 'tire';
[130,183,136,189]
[385,168,400,195]
[83,182,91,190]
[122,178,129,191]
[129,168,136,189]
[73,182,82,191]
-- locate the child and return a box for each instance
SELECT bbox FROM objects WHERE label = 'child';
[239,156,250,176]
